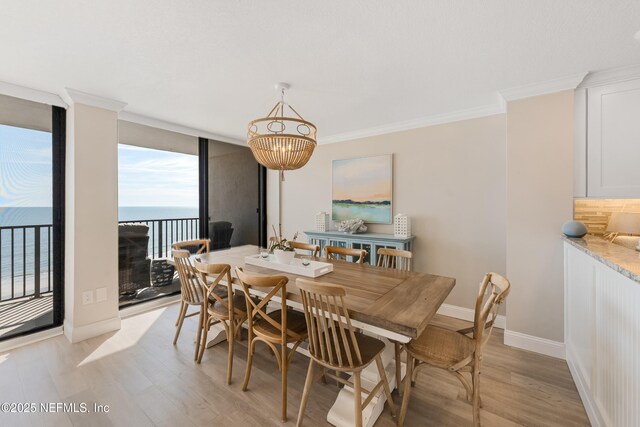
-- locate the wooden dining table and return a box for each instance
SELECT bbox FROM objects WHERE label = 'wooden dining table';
[182,245,455,427]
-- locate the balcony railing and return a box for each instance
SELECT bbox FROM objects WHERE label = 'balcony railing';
[120,217,200,259]
[0,217,199,303]
[0,224,53,303]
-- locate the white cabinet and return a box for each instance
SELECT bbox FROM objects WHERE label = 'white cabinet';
[582,79,640,198]
[564,243,640,426]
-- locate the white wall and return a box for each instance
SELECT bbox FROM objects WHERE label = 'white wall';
[64,103,121,342]
[272,114,507,312]
[505,90,574,345]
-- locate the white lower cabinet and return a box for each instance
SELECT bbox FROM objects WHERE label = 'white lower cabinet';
[564,243,640,426]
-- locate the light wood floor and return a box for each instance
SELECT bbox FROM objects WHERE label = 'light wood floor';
[0,302,589,426]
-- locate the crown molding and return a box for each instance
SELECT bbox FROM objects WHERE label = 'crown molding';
[579,63,640,88]
[319,102,505,145]
[62,88,127,112]
[118,111,244,145]
[0,80,68,108]
[499,72,588,102]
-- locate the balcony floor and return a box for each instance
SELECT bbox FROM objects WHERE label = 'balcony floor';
[0,294,53,340]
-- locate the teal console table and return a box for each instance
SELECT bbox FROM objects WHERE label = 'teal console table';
[304,230,415,268]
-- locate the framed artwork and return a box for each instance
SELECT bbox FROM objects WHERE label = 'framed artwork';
[332,154,393,224]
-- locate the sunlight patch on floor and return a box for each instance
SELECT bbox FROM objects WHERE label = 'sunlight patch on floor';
[78,307,167,366]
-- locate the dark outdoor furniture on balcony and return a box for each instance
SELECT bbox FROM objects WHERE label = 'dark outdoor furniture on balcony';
[118,223,151,296]
[209,221,234,250]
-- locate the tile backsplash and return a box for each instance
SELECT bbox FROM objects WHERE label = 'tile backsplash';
[574,199,640,235]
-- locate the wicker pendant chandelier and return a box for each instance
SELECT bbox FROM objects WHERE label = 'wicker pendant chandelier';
[247,83,317,180]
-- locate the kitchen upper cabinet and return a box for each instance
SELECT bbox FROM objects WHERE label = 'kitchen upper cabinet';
[585,79,640,198]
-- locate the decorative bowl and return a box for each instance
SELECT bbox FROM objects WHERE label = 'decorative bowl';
[562,220,588,238]
[273,249,296,264]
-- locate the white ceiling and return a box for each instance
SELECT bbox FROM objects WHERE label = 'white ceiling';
[1,1,640,144]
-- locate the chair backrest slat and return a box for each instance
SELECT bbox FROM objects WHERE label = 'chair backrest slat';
[376,247,413,271]
[324,246,367,264]
[473,272,511,350]
[172,249,205,304]
[297,278,363,368]
[194,260,233,312]
[172,239,211,255]
[290,241,320,257]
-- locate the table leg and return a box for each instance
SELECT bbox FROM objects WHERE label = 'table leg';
[326,336,405,427]
[205,323,228,348]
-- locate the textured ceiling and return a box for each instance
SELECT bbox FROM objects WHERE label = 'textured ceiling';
[1,1,640,143]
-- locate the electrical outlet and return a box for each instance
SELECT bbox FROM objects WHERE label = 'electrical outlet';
[96,287,107,303]
[82,290,94,305]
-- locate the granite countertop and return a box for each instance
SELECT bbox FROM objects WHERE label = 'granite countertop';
[563,234,640,284]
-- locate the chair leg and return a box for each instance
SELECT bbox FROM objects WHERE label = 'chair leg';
[472,363,481,427]
[398,353,413,427]
[197,317,209,363]
[194,308,204,361]
[175,300,184,326]
[375,355,396,418]
[353,371,363,427]
[173,301,188,345]
[394,341,402,395]
[296,359,315,427]
[242,338,256,392]
[281,344,288,422]
[226,320,234,385]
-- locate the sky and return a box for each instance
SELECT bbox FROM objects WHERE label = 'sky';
[118,144,198,207]
[0,124,198,208]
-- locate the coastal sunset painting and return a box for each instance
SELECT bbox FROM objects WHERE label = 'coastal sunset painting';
[332,154,392,224]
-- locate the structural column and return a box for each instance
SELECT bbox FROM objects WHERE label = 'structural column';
[63,89,126,343]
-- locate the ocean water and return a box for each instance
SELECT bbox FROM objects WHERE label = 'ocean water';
[332,203,392,224]
[0,206,197,300]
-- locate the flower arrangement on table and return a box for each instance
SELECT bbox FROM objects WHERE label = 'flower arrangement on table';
[269,226,299,264]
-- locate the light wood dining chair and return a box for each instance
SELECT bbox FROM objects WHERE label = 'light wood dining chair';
[235,267,308,422]
[290,241,320,257]
[398,272,511,427]
[376,247,414,394]
[172,249,207,360]
[324,245,367,264]
[193,260,249,384]
[376,247,412,271]
[295,279,396,427]
[172,239,210,254]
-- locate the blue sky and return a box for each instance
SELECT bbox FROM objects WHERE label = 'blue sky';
[0,124,198,208]
[118,144,198,207]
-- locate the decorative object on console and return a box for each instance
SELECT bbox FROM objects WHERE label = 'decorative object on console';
[605,212,640,241]
[315,211,330,232]
[247,83,317,181]
[561,220,588,238]
[332,154,393,224]
[393,213,411,237]
[337,218,368,234]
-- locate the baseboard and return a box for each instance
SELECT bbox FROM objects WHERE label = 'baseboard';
[63,316,121,343]
[437,303,506,329]
[119,294,181,319]
[566,348,603,427]
[504,329,566,359]
[0,326,63,353]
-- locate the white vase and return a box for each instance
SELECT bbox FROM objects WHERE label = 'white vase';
[273,249,296,264]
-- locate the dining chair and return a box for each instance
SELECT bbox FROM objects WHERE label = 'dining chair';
[295,279,396,427]
[376,247,412,271]
[172,239,211,254]
[172,249,207,360]
[193,259,249,384]
[290,241,320,257]
[235,267,308,422]
[398,272,511,427]
[376,247,413,394]
[324,245,367,264]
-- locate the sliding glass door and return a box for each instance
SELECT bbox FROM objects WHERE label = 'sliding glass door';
[0,95,64,341]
